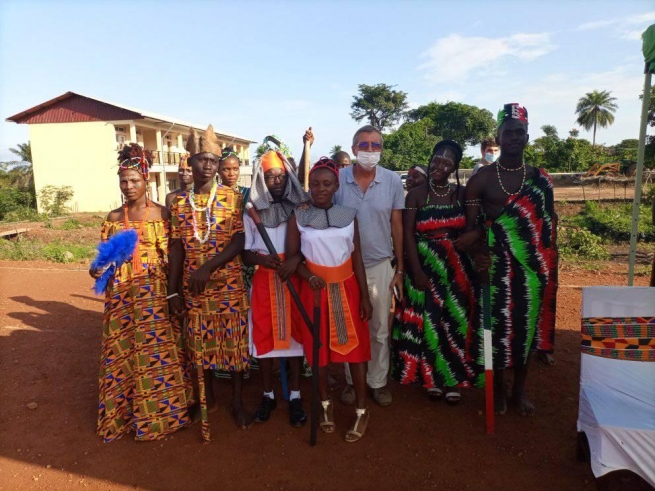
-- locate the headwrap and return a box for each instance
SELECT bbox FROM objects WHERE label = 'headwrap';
[186,124,221,157]
[117,144,151,180]
[220,147,240,164]
[309,156,339,179]
[249,150,309,228]
[431,139,463,166]
[261,151,286,173]
[178,152,191,170]
[411,165,427,177]
[497,103,528,128]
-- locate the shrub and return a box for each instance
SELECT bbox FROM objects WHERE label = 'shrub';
[38,185,74,217]
[566,201,655,242]
[559,227,610,260]
[59,218,82,230]
[0,187,36,221]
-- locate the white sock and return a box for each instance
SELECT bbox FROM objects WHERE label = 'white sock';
[289,390,301,401]
[264,391,275,400]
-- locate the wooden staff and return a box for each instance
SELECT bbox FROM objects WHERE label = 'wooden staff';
[482,280,494,435]
[302,127,311,191]
[310,289,321,446]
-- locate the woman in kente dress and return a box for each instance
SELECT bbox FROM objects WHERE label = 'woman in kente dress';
[90,143,192,442]
[391,140,482,404]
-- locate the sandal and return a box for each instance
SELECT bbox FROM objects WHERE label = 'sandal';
[345,407,369,443]
[427,388,443,402]
[445,390,461,406]
[320,400,335,434]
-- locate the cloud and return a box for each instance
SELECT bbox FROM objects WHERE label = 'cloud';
[573,11,655,40]
[419,33,556,83]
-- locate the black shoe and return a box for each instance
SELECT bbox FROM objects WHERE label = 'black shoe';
[289,397,307,427]
[253,396,276,423]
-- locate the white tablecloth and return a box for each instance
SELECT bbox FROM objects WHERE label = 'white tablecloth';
[578,287,655,487]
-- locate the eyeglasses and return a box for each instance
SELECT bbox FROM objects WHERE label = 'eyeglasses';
[264,174,287,183]
[357,142,382,151]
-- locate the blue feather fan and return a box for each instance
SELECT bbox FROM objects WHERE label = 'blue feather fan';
[91,229,138,295]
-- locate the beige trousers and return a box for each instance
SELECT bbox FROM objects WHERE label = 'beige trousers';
[345,259,394,389]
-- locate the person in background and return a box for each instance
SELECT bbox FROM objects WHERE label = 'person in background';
[405,165,428,192]
[165,153,193,208]
[471,138,500,176]
[333,151,352,170]
[334,125,405,407]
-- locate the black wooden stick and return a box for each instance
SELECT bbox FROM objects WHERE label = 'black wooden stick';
[310,289,320,446]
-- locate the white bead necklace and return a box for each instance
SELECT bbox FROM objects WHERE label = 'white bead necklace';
[189,182,217,244]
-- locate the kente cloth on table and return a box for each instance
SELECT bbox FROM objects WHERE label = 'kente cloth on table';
[296,215,371,367]
[578,287,655,488]
[391,204,482,390]
[97,219,192,443]
[244,216,304,359]
[487,167,558,369]
[170,187,249,373]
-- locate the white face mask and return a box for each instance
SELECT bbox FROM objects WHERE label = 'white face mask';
[357,151,380,170]
[484,152,497,163]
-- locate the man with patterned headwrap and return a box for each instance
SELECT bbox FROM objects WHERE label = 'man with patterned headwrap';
[242,150,311,427]
[168,125,250,441]
[460,103,558,416]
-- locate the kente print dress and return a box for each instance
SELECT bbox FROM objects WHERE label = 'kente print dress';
[170,186,249,441]
[392,203,482,390]
[97,219,192,442]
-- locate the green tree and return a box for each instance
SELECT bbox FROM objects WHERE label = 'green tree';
[379,119,438,171]
[406,102,495,151]
[330,145,343,157]
[1,142,33,189]
[38,185,74,217]
[255,143,268,158]
[575,90,618,147]
[350,83,409,131]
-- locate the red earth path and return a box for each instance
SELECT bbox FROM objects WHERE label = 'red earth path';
[0,261,651,491]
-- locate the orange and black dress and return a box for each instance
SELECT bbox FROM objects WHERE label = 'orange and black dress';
[97,218,192,442]
[170,185,249,441]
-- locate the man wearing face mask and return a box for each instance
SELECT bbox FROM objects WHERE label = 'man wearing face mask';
[471,138,499,176]
[334,125,405,407]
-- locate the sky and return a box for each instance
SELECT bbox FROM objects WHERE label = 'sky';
[0,0,654,163]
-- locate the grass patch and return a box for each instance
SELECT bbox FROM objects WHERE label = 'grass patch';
[563,201,655,242]
[0,237,96,263]
[558,227,610,261]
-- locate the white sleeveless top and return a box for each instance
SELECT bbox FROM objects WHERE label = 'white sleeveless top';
[244,214,287,255]
[297,221,355,267]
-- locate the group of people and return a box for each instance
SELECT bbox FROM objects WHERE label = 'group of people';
[91,102,558,446]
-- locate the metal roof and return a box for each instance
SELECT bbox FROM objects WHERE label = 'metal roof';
[6,91,256,143]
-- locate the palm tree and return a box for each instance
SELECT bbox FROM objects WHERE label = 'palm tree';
[575,90,618,147]
[1,142,33,189]
[330,145,342,157]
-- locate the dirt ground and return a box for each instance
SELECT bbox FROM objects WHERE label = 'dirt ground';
[0,261,652,491]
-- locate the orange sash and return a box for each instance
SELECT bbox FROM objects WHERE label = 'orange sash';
[306,258,359,356]
[261,253,292,351]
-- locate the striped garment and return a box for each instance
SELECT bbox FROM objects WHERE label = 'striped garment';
[487,168,558,369]
[392,204,482,389]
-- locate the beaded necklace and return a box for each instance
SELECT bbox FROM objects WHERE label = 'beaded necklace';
[427,180,451,205]
[122,200,151,274]
[189,182,217,244]
[495,161,526,196]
